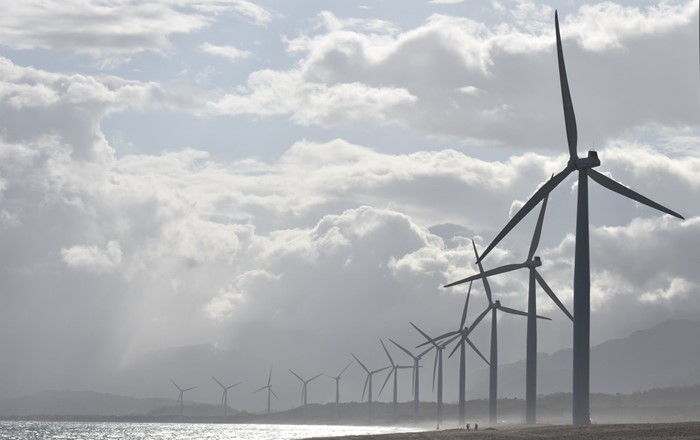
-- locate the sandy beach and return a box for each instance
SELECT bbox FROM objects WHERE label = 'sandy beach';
[310,422,700,440]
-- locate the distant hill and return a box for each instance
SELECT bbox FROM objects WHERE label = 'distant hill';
[466,319,700,398]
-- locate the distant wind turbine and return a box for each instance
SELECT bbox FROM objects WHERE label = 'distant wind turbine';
[410,322,459,426]
[326,361,353,404]
[389,339,432,423]
[378,339,413,422]
[471,11,684,425]
[253,366,278,415]
[212,377,240,419]
[169,379,196,419]
[420,282,489,425]
[289,370,323,407]
[352,353,390,425]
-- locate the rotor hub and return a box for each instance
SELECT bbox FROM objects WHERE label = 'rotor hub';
[572,150,601,170]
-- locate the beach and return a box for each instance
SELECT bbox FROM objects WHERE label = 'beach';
[310,422,700,440]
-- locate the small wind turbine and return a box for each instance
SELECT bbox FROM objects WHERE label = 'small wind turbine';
[352,353,390,425]
[212,377,240,419]
[253,366,278,415]
[472,11,684,425]
[389,339,432,423]
[169,379,196,419]
[420,282,489,425]
[289,370,323,407]
[378,339,413,422]
[410,322,459,426]
[326,361,353,405]
[446,201,571,424]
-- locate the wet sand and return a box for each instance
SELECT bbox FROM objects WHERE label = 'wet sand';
[310,422,700,440]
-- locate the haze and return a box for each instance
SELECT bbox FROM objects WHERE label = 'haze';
[0,0,699,415]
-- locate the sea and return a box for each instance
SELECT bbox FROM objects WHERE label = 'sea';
[0,421,424,439]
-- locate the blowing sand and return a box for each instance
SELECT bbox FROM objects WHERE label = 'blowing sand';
[310,422,700,440]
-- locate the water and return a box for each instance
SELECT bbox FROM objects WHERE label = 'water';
[0,421,423,440]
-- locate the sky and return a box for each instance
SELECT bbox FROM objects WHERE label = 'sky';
[1,0,699,411]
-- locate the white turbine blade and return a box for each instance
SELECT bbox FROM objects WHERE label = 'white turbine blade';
[498,304,530,318]
[468,306,492,333]
[379,368,394,396]
[308,373,323,383]
[446,264,528,288]
[459,281,473,328]
[410,321,439,348]
[212,377,225,389]
[380,339,395,365]
[289,369,304,383]
[170,379,182,392]
[555,10,579,162]
[588,168,684,220]
[339,360,353,377]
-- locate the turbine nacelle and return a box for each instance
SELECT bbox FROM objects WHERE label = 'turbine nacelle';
[572,150,601,170]
[525,256,543,268]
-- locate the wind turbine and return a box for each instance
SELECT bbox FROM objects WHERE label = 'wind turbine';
[421,282,489,425]
[410,322,459,426]
[472,11,684,425]
[169,379,196,419]
[378,339,413,423]
[289,370,323,407]
[253,366,278,415]
[326,361,353,404]
[389,339,432,423]
[352,353,390,424]
[212,377,240,419]
[446,201,572,424]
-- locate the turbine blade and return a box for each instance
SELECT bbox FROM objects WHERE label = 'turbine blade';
[270,388,279,400]
[556,10,578,161]
[446,264,527,288]
[498,304,529,318]
[169,379,181,392]
[339,360,353,377]
[379,368,394,396]
[536,313,552,321]
[465,337,490,366]
[473,240,493,305]
[419,345,433,358]
[442,333,462,348]
[410,321,439,348]
[432,351,438,392]
[253,385,267,394]
[268,366,273,386]
[419,330,458,348]
[351,353,370,374]
[528,195,549,261]
[534,270,574,321]
[389,338,415,359]
[380,339,395,365]
[477,165,574,263]
[309,373,323,383]
[212,377,225,389]
[468,306,492,333]
[227,382,241,390]
[289,369,304,383]
[588,168,684,220]
[373,366,390,374]
[459,281,473,328]
[447,337,463,359]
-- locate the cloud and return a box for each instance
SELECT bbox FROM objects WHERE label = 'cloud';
[0,0,272,57]
[199,42,251,62]
[62,240,123,274]
[209,3,700,148]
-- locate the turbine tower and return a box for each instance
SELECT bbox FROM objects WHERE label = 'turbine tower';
[389,339,431,423]
[352,353,389,425]
[253,366,278,415]
[446,201,572,424]
[410,322,459,426]
[212,377,240,419]
[422,282,489,425]
[378,339,412,423]
[473,11,684,425]
[289,370,323,407]
[169,379,196,419]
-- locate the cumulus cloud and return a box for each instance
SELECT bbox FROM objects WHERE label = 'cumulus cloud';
[199,42,251,61]
[0,0,272,57]
[62,240,122,274]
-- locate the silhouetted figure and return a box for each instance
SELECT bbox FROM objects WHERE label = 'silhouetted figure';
[466,423,470,430]
[475,423,479,431]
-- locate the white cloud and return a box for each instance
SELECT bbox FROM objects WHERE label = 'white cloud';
[62,240,122,274]
[199,42,251,62]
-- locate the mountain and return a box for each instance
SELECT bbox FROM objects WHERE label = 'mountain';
[466,319,700,398]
